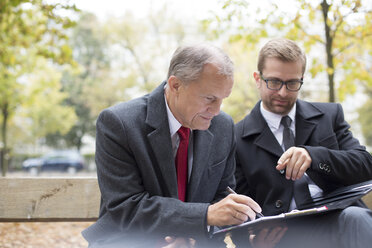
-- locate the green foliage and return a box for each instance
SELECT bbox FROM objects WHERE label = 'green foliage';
[204,0,371,103]
[221,41,260,122]
[45,6,192,150]
[0,0,79,175]
[201,0,372,147]
[21,58,77,139]
[45,12,109,150]
[285,0,371,102]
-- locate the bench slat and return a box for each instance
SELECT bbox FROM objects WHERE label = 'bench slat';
[0,178,100,222]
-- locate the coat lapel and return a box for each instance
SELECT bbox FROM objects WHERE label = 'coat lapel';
[242,100,324,154]
[295,100,323,145]
[242,102,283,158]
[187,129,214,201]
[146,82,178,198]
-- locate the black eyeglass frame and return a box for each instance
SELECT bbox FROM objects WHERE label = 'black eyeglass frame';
[260,74,303,92]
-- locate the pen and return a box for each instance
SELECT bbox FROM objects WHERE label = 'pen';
[226,186,265,218]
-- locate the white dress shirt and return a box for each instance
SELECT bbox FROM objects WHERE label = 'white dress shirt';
[164,95,194,181]
[165,93,211,231]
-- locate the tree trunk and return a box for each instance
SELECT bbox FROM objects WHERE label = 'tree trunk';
[321,0,335,102]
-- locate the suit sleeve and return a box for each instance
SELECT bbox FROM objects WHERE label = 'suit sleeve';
[304,103,372,186]
[87,109,210,242]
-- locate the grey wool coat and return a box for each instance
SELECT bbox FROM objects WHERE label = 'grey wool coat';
[82,82,236,247]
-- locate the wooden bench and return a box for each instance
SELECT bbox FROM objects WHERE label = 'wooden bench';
[0,177,100,222]
[1,177,372,222]
[0,177,371,248]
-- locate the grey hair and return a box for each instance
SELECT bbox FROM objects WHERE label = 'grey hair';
[167,44,234,83]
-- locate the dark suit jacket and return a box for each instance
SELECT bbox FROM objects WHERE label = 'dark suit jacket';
[235,100,372,216]
[82,82,236,246]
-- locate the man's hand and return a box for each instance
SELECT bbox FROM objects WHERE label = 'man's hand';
[276,147,312,181]
[249,227,288,248]
[207,194,262,226]
[161,236,195,248]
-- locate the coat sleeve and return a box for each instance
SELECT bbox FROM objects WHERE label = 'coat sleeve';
[304,103,372,186]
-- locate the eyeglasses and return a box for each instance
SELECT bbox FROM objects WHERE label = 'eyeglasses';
[260,74,303,92]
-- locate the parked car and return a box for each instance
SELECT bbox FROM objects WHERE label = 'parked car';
[22,150,85,175]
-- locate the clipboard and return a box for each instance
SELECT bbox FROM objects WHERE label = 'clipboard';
[212,180,372,237]
[300,179,372,210]
[213,205,330,236]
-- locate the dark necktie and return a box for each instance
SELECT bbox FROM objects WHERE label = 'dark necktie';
[281,116,312,209]
[176,126,190,202]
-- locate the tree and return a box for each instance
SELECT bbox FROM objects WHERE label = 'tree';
[46,12,110,150]
[219,41,260,122]
[103,6,188,95]
[0,0,78,175]
[287,0,371,102]
[45,7,192,150]
[19,58,77,145]
[204,0,372,103]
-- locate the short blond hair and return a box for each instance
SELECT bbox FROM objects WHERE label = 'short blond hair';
[258,38,306,75]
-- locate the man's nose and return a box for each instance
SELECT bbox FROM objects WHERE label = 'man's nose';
[208,100,222,116]
[277,84,289,96]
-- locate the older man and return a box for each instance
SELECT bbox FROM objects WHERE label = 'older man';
[82,44,261,248]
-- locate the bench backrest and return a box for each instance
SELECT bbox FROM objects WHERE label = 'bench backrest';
[0,177,100,222]
[0,177,371,222]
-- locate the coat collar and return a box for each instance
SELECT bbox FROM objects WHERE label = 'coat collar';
[146,82,178,197]
[241,100,324,157]
[145,81,168,129]
[295,99,323,145]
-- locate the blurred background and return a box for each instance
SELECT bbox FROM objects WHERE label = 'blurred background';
[0,0,371,178]
[0,1,371,247]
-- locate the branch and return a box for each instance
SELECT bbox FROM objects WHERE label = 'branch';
[293,22,324,44]
[333,42,354,57]
[120,39,149,85]
[334,31,372,57]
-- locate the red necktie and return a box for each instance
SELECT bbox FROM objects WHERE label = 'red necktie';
[176,126,190,202]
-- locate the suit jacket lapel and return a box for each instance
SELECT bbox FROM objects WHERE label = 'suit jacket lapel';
[187,129,213,201]
[146,82,178,198]
[295,100,325,187]
[295,100,323,145]
[242,102,283,158]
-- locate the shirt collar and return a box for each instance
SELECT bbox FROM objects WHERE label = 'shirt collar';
[164,94,182,137]
[260,101,296,130]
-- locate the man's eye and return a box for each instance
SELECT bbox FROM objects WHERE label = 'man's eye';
[269,80,282,85]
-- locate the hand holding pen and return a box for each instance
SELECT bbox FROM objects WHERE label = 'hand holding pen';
[207,188,261,226]
[207,185,263,226]
[226,186,265,219]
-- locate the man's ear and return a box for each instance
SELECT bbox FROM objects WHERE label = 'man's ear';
[167,76,182,93]
[253,71,261,88]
